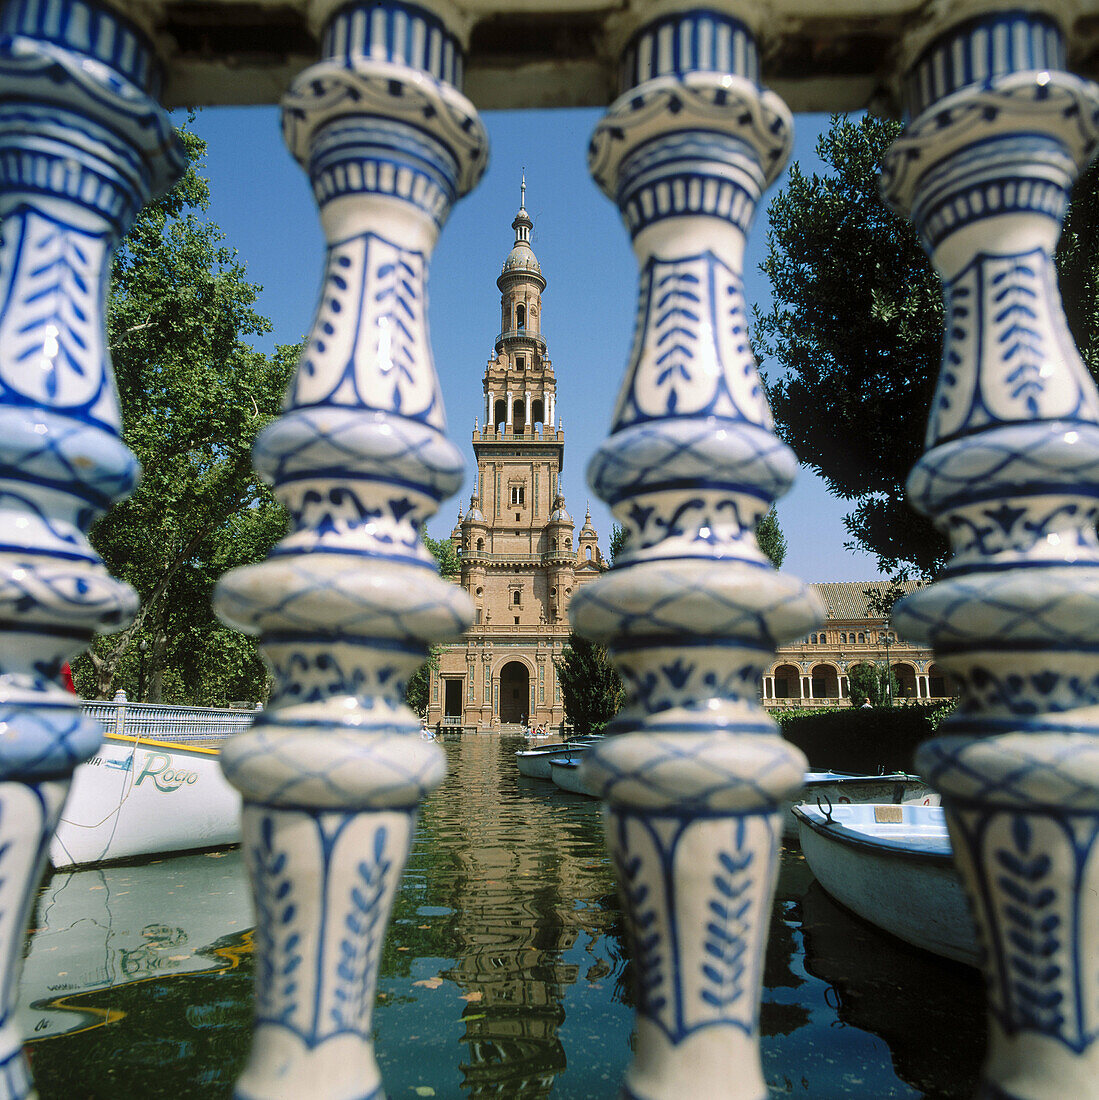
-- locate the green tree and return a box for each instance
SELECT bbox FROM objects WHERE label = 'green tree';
[554,633,624,735]
[757,507,786,569]
[72,125,296,703]
[755,113,1099,579]
[423,534,460,578]
[404,533,459,717]
[846,661,898,708]
[609,523,629,566]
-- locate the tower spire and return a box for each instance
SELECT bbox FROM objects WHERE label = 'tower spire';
[520,168,526,211]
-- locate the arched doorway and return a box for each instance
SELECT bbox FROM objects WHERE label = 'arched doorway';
[811,664,839,699]
[772,663,801,699]
[499,661,530,723]
[892,662,917,699]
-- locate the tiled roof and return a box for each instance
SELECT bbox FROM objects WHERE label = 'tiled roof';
[811,580,924,620]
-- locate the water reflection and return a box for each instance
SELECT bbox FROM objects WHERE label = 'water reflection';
[377,734,631,1099]
[20,734,985,1098]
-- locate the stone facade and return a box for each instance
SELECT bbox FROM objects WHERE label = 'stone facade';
[427,187,605,731]
[765,581,953,708]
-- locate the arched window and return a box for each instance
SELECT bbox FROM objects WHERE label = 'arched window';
[476,537,484,552]
[493,399,506,428]
[513,591,521,606]
[858,632,866,643]
[586,546,592,560]
[516,304,526,330]
[810,633,818,644]
[840,632,847,644]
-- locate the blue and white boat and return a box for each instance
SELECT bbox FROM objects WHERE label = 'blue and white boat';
[794,802,978,967]
[549,748,598,795]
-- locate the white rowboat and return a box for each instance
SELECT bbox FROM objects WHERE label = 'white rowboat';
[516,738,598,780]
[784,771,938,839]
[794,802,979,967]
[50,734,241,869]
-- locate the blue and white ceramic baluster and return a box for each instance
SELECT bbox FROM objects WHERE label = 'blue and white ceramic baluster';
[881,11,1099,1098]
[214,3,484,1096]
[576,11,823,1098]
[0,3,181,1095]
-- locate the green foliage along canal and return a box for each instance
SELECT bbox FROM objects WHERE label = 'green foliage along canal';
[22,734,985,1097]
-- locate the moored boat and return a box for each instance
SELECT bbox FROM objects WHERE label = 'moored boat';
[50,733,241,869]
[549,749,598,796]
[783,770,937,839]
[516,738,599,780]
[794,802,978,966]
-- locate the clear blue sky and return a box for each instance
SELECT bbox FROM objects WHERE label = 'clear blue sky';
[180,105,886,583]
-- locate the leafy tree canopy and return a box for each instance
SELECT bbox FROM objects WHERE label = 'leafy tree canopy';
[757,507,786,569]
[423,534,460,578]
[554,633,623,736]
[73,123,297,703]
[755,113,1099,579]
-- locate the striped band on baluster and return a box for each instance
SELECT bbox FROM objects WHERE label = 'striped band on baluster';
[904,10,1065,119]
[0,0,158,94]
[322,0,464,89]
[618,8,759,94]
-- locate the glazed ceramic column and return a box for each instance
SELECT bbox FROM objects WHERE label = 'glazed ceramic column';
[576,10,822,1098]
[882,10,1099,1099]
[213,2,483,1097]
[0,2,181,1095]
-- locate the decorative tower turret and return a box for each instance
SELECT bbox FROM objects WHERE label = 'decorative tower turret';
[429,185,602,731]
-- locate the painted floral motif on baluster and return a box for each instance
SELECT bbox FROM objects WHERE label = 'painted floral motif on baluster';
[0,210,111,416]
[248,810,403,1046]
[930,250,1099,443]
[250,813,303,1027]
[331,825,393,1032]
[292,232,442,427]
[948,804,1099,1053]
[612,254,768,430]
[610,811,777,1042]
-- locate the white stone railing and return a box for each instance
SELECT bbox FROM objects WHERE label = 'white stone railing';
[81,699,258,743]
[1,2,1099,1099]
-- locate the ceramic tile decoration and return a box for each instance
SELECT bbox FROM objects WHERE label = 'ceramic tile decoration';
[882,10,1099,1098]
[0,0,182,1093]
[574,11,824,1097]
[212,1,485,1094]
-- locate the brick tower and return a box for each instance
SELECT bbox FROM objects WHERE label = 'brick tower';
[428,180,604,731]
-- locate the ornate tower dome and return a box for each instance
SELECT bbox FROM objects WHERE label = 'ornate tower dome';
[495,174,547,368]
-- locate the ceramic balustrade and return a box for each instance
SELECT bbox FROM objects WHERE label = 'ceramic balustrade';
[0,0,183,1094]
[212,1,484,1095]
[881,9,1099,1099]
[573,10,823,1098]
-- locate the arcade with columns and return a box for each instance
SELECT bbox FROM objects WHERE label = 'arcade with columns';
[2,2,1099,1099]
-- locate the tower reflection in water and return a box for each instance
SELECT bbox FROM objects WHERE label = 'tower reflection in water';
[382,733,632,1097]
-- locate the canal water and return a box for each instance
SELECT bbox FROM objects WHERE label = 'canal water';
[21,733,986,1098]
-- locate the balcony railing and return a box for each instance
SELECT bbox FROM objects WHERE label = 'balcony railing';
[81,699,259,743]
[495,329,547,352]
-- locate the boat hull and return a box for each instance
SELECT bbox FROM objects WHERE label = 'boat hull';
[795,803,979,967]
[50,734,241,868]
[549,754,597,796]
[516,740,596,780]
